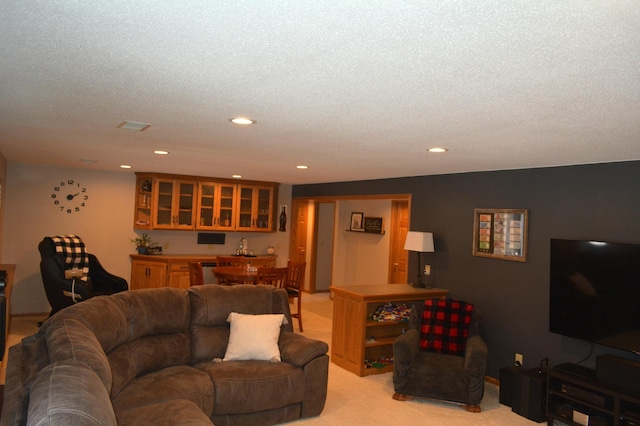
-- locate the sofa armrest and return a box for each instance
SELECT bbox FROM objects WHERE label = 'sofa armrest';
[463,334,488,405]
[393,329,420,365]
[464,334,488,374]
[392,329,420,383]
[278,332,328,368]
[27,360,117,426]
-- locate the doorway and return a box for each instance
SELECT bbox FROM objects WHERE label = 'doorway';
[290,195,411,292]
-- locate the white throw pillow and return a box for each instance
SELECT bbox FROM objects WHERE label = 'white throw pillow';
[223,312,286,362]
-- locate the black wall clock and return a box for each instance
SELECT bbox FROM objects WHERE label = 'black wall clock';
[52,179,88,214]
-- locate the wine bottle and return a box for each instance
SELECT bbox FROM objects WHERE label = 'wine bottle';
[279,206,287,232]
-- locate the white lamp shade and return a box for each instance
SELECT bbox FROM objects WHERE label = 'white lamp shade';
[404,231,434,252]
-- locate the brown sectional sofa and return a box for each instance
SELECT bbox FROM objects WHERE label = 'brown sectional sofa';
[1,284,329,426]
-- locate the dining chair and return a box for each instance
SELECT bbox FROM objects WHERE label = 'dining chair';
[256,267,289,289]
[216,255,249,267]
[188,262,204,286]
[286,260,306,332]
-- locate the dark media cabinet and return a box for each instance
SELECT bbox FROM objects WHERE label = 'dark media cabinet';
[546,363,640,426]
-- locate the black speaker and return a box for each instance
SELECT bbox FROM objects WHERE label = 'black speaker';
[511,367,547,423]
[499,366,518,407]
[596,354,640,394]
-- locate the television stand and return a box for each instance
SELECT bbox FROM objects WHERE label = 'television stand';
[547,363,640,426]
[553,362,596,381]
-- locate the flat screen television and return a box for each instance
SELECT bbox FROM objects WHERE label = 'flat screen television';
[549,238,640,355]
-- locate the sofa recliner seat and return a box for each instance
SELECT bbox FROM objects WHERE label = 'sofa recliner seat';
[1,284,329,426]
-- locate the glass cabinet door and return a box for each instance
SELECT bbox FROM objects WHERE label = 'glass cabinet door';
[256,188,272,230]
[154,179,195,229]
[155,180,174,227]
[176,182,195,228]
[236,185,274,231]
[218,184,236,230]
[196,183,235,230]
[197,183,215,228]
[237,187,254,230]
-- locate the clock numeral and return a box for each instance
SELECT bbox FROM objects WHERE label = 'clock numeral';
[66,209,72,214]
[54,200,59,205]
[53,187,60,192]
[81,187,87,192]
[51,194,57,199]
[75,207,80,212]
[67,180,74,185]
[83,195,88,201]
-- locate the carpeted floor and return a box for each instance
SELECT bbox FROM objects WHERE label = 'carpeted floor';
[1,293,537,425]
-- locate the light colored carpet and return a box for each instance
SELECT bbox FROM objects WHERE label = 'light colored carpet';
[2,293,537,425]
[288,292,538,426]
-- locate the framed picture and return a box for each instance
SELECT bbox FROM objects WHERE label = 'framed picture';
[364,217,384,234]
[472,208,528,262]
[350,212,364,231]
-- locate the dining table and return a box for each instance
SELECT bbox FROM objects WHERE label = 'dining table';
[212,266,259,284]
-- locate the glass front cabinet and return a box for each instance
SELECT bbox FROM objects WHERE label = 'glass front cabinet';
[196,182,237,231]
[236,185,276,232]
[134,173,278,233]
[153,179,196,230]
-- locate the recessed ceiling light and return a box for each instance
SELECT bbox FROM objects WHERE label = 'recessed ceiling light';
[120,165,132,169]
[154,150,169,155]
[232,174,242,179]
[428,147,448,153]
[229,117,256,125]
[117,120,151,132]
[296,165,309,169]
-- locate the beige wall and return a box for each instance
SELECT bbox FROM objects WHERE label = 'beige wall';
[332,199,391,286]
[2,162,291,314]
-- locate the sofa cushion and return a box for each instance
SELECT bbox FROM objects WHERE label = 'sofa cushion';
[419,299,473,356]
[224,313,286,362]
[189,284,293,364]
[27,360,117,426]
[111,365,214,417]
[116,400,214,426]
[196,360,304,415]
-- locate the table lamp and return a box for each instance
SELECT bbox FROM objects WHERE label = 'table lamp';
[404,231,435,287]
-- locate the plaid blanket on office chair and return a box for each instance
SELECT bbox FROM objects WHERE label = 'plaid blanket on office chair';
[50,235,89,282]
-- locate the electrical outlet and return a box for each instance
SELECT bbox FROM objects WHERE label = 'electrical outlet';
[515,353,523,367]
[423,265,431,276]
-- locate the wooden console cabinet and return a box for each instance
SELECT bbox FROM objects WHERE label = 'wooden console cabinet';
[546,363,640,426]
[130,255,277,290]
[329,284,448,377]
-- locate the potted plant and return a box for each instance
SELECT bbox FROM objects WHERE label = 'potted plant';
[131,232,155,255]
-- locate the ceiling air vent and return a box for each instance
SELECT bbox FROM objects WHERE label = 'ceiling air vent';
[117,121,151,132]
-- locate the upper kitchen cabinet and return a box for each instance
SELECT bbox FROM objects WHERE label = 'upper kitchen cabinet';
[196,181,237,231]
[236,184,277,232]
[134,173,279,232]
[153,179,196,230]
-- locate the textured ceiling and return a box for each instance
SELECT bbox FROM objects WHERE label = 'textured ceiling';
[1,1,639,184]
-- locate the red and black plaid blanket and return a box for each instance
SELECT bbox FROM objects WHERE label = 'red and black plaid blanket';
[419,298,474,356]
[51,235,89,281]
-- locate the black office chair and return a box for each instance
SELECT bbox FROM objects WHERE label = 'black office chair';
[38,235,128,318]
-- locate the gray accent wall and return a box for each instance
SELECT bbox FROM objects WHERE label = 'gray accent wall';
[293,161,640,378]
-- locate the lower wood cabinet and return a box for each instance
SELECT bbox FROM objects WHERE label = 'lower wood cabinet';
[130,255,278,290]
[131,260,167,290]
